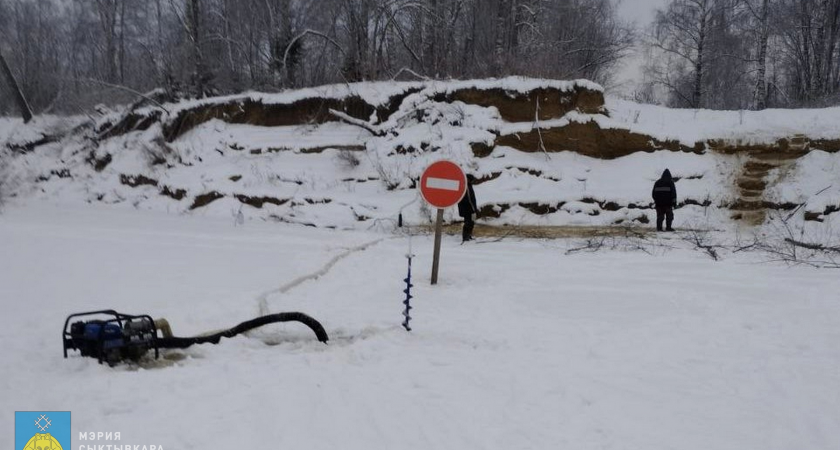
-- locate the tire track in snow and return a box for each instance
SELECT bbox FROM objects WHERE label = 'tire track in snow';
[256,237,387,315]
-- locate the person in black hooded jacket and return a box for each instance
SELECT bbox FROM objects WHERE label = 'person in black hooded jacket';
[652,169,677,231]
[458,174,478,242]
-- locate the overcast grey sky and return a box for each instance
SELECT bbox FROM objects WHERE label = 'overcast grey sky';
[616,0,669,28]
[612,0,671,94]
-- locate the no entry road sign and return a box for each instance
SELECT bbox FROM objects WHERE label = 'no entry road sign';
[418,160,468,285]
[419,160,467,209]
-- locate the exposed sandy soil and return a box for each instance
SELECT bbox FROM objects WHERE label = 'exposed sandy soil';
[416,223,660,239]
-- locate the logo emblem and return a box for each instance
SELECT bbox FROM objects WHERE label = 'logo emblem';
[15,412,70,450]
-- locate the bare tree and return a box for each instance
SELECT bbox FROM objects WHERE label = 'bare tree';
[652,0,717,107]
[94,0,121,82]
[746,0,772,109]
[0,0,636,112]
[648,0,760,109]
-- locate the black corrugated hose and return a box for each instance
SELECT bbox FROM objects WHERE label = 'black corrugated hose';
[157,312,329,348]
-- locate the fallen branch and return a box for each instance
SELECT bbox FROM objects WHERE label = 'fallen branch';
[473,222,522,244]
[681,229,722,261]
[283,29,345,71]
[533,96,550,161]
[328,109,384,136]
[391,67,430,81]
[565,236,608,254]
[76,79,170,114]
[0,49,33,122]
[95,89,169,140]
[565,228,674,256]
[783,238,840,253]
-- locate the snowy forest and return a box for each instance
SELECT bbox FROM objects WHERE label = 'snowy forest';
[1,0,840,115]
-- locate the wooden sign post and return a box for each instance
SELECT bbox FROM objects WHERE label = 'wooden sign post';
[419,160,467,285]
[430,208,445,284]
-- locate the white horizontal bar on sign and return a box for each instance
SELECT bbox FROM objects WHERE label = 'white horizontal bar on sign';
[426,177,461,191]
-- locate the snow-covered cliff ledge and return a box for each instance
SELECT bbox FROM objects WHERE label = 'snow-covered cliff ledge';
[2,77,840,233]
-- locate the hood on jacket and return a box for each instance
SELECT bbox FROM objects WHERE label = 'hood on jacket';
[661,169,672,181]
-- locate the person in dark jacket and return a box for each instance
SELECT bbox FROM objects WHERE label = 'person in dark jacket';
[652,169,677,231]
[458,174,478,242]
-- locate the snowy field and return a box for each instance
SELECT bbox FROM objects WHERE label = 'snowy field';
[2,202,839,449]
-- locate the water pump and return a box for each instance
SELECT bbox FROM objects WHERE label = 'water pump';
[63,309,329,365]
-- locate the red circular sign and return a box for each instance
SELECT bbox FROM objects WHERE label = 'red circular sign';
[419,160,467,208]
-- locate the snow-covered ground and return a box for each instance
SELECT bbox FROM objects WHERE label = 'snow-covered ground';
[2,202,839,449]
[605,97,840,146]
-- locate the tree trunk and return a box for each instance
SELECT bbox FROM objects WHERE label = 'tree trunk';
[0,50,33,123]
[187,0,205,95]
[510,0,520,56]
[494,0,511,75]
[360,0,371,79]
[694,2,708,108]
[423,0,439,76]
[462,1,476,75]
[824,0,840,94]
[97,0,119,83]
[155,0,171,90]
[343,0,369,81]
[221,0,236,83]
[800,0,812,100]
[280,0,293,85]
[753,0,770,110]
[814,0,827,96]
[119,0,126,84]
